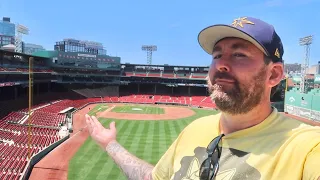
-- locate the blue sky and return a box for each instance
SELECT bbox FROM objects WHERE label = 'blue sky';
[1,0,319,67]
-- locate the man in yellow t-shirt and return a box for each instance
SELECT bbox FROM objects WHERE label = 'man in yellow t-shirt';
[85,16,320,180]
[152,108,320,180]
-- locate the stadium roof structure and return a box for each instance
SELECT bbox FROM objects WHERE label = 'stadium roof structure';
[1,44,15,51]
[0,49,50,59]
[121,63,209,68]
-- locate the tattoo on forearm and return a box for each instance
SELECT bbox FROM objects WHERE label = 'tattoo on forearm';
[120,163,153,180]
[106,141,154,180]
[106,141,125,155]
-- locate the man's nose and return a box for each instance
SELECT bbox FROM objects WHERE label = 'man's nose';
[213,58,230,72]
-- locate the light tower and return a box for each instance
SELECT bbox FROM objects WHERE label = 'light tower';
[141,45,157,65]
[15,24,29,53]
[299,35,313,93]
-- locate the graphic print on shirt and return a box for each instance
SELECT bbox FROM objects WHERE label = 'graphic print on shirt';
[172,147,261,180]
[172,147,207,180]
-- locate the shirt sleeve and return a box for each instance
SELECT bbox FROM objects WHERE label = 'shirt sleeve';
[303,142,320,180]
[151,129,186,180]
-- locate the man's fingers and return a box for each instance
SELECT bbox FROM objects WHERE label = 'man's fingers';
[85,114,91,127]
[85,114,94,134]
[90,116,116,134]
[110,121,116,132]
[91,116,103,128]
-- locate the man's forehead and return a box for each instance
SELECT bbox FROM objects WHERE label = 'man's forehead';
[213,38,257,52]
[215,37,252,47]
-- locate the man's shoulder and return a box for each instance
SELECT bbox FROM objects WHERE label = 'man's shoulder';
[277,112,320,131]
[275,112,320,146]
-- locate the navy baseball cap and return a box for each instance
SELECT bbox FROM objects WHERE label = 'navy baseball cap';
[198,16,284,63]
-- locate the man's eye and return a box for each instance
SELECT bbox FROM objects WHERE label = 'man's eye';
[234,53,246,57]
[213,54,222,59]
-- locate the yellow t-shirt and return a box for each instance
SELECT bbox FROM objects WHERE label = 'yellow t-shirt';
[152,108,320,180]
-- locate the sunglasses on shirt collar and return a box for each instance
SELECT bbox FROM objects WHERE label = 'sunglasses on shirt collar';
[199,134,225,180]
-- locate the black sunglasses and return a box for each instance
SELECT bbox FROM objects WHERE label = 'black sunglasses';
[199,134,225,180]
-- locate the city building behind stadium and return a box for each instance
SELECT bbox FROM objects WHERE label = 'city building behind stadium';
[0,16,319,180]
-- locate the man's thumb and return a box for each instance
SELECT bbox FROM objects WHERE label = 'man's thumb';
[110,121,116,131]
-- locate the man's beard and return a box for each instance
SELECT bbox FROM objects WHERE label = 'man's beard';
[207,66,267,115]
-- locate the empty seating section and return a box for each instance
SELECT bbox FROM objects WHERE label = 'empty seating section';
[23,111,64,127]
[0,98,78,177]
[148,69,161,77]
[0,114,62,179]
[0,144,29,179]
[39,104,69,113]
[162,73,175,78]
[135,68,147,77]
[120,67,208,79]
[191,73,207,79]
[175,70,190,78]
[191,96,205,106]
[120,66,210,79]
[103,96,120,102]
[118,94,154,104]
[134,73,147,77]
[190,96,216,108]
[2,112,26,123]
[46,98,101,110]
[155,95,187,104]
[0,67,52,73]
[198,96,216,108]
[101,94,215,108]
[124,72,134,76]
[19,102,50,113]
[172,96,190,104]
[123,66,134,76]
[72,86,119,98]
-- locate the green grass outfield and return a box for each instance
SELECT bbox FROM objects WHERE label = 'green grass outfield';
[111,104,164,114]
[68,106,218,180]
[87,103,109,116]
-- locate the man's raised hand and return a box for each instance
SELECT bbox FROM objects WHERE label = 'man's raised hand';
[85,114,117,150]
[85,114,154,180]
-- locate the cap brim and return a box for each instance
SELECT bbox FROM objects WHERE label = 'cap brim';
[198,25,268,55]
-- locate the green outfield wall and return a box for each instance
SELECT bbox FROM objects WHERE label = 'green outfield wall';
[284,90,320,122]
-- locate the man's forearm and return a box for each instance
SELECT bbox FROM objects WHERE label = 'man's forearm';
[106,140,154,180]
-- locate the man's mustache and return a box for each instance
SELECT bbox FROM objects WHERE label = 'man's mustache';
[207,72,238,93]
[212,72,237,83]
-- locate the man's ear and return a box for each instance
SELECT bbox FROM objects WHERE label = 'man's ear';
[268,62,284,88]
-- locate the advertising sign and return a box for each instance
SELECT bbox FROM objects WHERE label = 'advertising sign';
[16,24,29,35]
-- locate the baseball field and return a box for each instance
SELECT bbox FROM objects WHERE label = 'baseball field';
[29,103,218,180]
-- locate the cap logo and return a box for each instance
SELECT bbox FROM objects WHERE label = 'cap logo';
[231,17,255,28]
[274,48,280,58]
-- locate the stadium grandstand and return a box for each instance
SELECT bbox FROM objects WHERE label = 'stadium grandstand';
[0,39,286,179]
